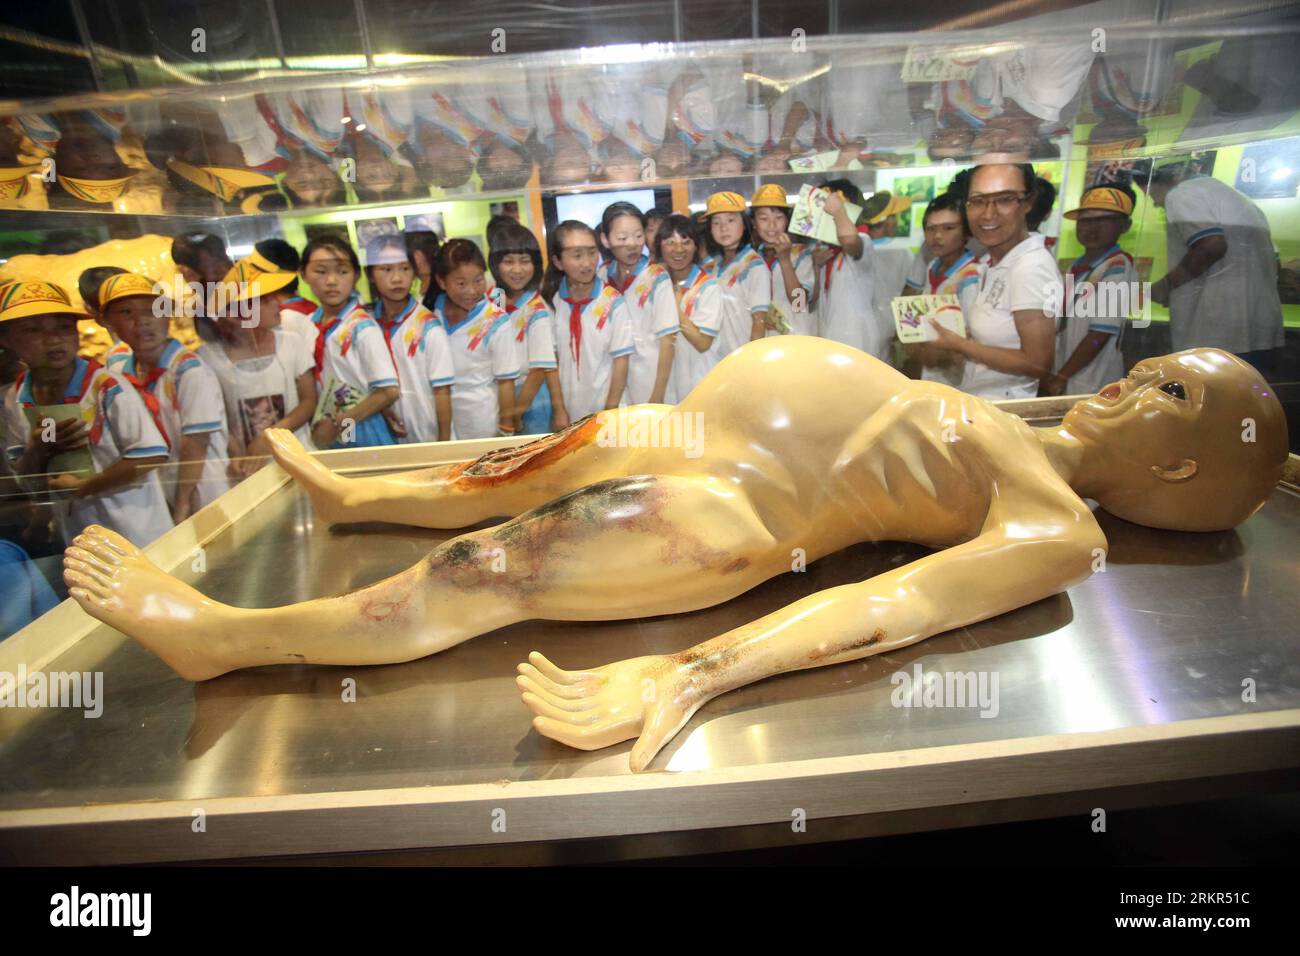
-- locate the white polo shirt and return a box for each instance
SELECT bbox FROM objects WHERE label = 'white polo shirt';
[670,265,724,400]
[434,293,519,440]
[607,257,680,404]
[817,227,880,356]
[373,295,456,444]
[961,232,1062,399]
[708,245,770,360]
[760,244,817,337]
[1163,176,1284,355]
[551,278,634,419]
[106,338,231,510]
[508,289,558,375]
[4,358,173,547]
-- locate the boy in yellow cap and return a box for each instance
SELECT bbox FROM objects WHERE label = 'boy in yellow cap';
[862,190,915,365]
[749,184,816,336]
[99,273,231,522]
[0,281,173,547]
[701,191,770,356]
[1041,184,1138,396]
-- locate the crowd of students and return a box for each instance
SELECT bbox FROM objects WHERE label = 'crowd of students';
[0,155,1279,564]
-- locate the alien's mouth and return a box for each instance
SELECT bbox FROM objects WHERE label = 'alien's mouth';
[1099,383,1123,401]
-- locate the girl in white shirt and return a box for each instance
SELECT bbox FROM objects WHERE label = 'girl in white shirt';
[365,235,455,444]
[749,184,816,337]
[654,214,724,401]
[542,221,633,421]
[598,201,678,404]
[433,239,520,439]
[488,221,566,434]
[701,191,770,357]
[299,236,401,448]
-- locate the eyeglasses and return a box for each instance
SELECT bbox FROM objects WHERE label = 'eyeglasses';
[966,192,1028,213]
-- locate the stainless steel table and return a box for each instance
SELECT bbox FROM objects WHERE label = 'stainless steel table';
[2,426,1298,864]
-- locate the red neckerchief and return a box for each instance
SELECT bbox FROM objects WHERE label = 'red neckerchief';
[314,317,340,381]
[564,293,593,374]
[606,266,636,295]
[120,363,172,450]
[761,246,778,267]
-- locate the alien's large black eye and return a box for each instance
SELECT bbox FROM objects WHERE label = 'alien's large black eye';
[1160,381,1187,400]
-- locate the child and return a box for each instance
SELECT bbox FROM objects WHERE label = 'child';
[599,202,678,404]
[365,235,455,444]
[198,256,317,478]
[489,222,567,434]
[701,192,770,355]
[98,272,231,522]
[1042,185,1136,396]
[1,280,172,546]
[861,190,916,365]
[542,221,633,421]
[749,184,816,336]
[431,239,520,439]
[247,238,318,353]
[653,214,722,401]
[812,179,879,356]
[901,193,984,389]
[299,235,400,449]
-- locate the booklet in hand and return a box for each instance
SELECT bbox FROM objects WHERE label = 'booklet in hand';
[789,185,863,247]
[892,294,966,343]
[23,404,94,477]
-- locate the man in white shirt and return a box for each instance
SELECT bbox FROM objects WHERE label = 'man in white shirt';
[1144,163,1284,376]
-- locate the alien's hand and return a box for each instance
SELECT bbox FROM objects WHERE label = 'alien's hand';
[517,651,708,771]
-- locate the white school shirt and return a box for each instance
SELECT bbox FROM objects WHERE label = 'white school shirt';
[3,358,173,547]
[345,87,414,160]
[434,294,520,440]
[551,278,635,419]
[869,241,916,365]
[921,251,984,389]
[508,289,558,376]
[708,245,770,359]
[817,227,880,356]
[606,257,680,404]
[532,72,616,155]
[198,330,317,451]
[961,233,1062,399]
[1162,176,1284,355]
[759,244,817,337]
[670,265,724,401]
[826,60,915,148]
[106,338,231,510]
[1057,244,1132,395]
[412,85,491,149]
[373,295,456,444]
[316,294,401,407]
[278,297,320,356]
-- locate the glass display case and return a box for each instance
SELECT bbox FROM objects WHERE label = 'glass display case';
[1,0,1298,863]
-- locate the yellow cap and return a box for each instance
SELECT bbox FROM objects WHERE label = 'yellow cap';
[750,183,791,209]
[704,191,747,217]
[214,257,298,310]
[0,165,40,202]
[0,280,84,323]
[864,191,913,225]
[98,272,160,307]
[56,174,134,204]
[166,160,276,203]
[1064,186,1135,220]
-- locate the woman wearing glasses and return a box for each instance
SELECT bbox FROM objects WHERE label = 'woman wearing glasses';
[925,162,1061,400]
